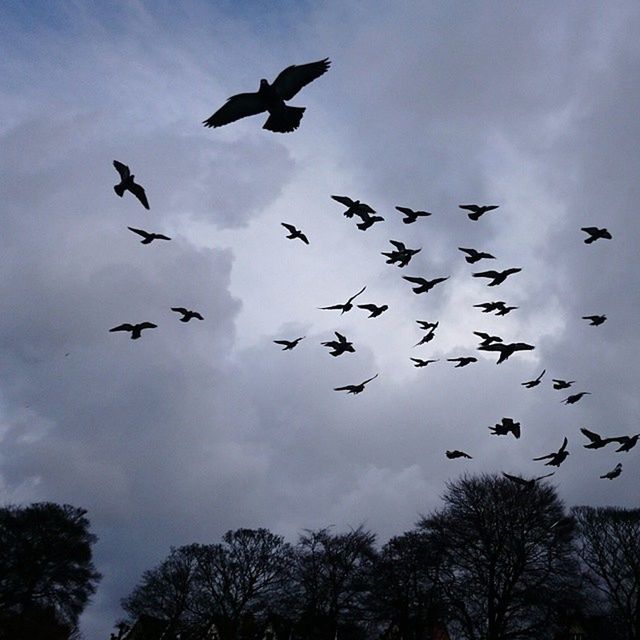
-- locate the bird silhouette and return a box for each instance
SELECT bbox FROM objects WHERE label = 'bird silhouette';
[334,374,378,395]
[502,472,555,488]
[414,331,436,347]
[331,195,376,219]
[356,212,385,231]
[582,314,606,326]
[496,305,518,316]
[581,226,612,244]
[402,276,449,294]
[416,320,439,331]
[411,358,439,368]
[281,223,309,244]
[458,247,496,264]
[319,286,366,314]
[474,301,506,313]
[273,336,305,351]
[113,161,150,209]
[357,303,388,318]
[489,417,521,439]
[478,341,535,364]
[552,379,575,390]
[473,268,522,286]
[521,369,546,388]
[611,434,640,452]
[203,58,330,132]
[381,240,421,267]
[127,227,171,244]
[580,428,618,450]
[533,437,569,467]
[395,206,432,224]
[562,391,590,405]
[446,450,472,459]
[600,462,622,480]
[447,357,477,368]
[171,307,204,322]
[459,204,499,221]
[321,332,355,357]
[109,322,157,340]
[473,331,503,347]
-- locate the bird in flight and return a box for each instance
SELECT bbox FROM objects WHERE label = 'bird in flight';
[473,268,522,286]
[381,240,421,267]
[495,305,518,316]
[458,247,496,264]
[334,374,378,395]
[502,472,555,488]
[533,437,570,467]
[562,391,590,405]
[321,332,355,357]
[582,314,606,326]
[395,206,432,224]
[319,286,366,314]
[402,276,449,294]
[611,433,640,453]
[411,358,439,368]
[203,58,330,132]
[281,223,309,244]
[459,204,499,221]
[113,161,150,210]
[600,462,623,480]
[473,331,503,347]
[109,322,157,340]
[478,341,535,364]
[581,226,612,244]
[331,195,376,219]
[273,336,305,351]
[447,357,477,368]
[521,369,546,389]
[552,378,575,390]
[357,303,388,318]
[446,450,472,459]
[356,211,385,231]
[474,301,506,314]
[171,307,204,322]
[127,227,171,244]
[489,417,521,439]
[580,428,618,450]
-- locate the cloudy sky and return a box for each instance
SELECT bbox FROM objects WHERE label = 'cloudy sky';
[1,1,639,637]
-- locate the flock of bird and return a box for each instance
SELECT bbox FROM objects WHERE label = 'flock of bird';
[109,57,636,486]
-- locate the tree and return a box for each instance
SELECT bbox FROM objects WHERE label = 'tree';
[417,474,580,640]
[573,506,640,640]
[0,502,101,639]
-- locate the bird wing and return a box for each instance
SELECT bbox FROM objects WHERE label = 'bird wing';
[403,276,426,285]
[271,58,331,100]
[458,247,476,256]
[362,374,379,385]
[274,340,292,346]
[580,428,601,442]
[346,286,366,303]
[473,270,499,278]
[281,223,297,233]
[299,233,310,244]
[153,234,171,241]
[477,343,504,353]
[138,322,157,330]
[536,369,546,381]
[319,304,344,310]
[357,304,375,311]
[113,160,130,180]
[459,205,480,212]
[128,182,150,209]
[128,227,149,238]
[331,195,355,207]
[534,472,555,481]
[502,472,527,485]
[333,385,354,392]
[109,323,134,332]
[558,437,569,453]
[334,332,347,342]
[581,227,598,234]
[389,240,407,251]
[203,91,267,128]
[171,307,189,314]
[532,452,553,461]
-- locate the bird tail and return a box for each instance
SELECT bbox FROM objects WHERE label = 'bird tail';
[114,184,125,197]
[263,106,305,133]
[468,212,482,221]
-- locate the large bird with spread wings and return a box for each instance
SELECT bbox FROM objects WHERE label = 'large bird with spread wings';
[203,59,330,132]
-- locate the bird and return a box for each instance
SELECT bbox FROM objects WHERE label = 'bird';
[502,472,555,488]
[580,428,618,450]
[562,391,591,405]
[473,331,503,347]
[495,305,518,316]
[381,241,421,267]
[113,161,150,209]
[203,58,330,132]
[474,301,506,313]
[446,450,472,460]
[331,195,376,219]
[472,268,522,286]
[459,204,499,221]
[321,332,355,357]
[447,357,477,368]
[281,223,309,244]
[273,336,305,351]
[357,303,388,318]
[533,437,570,467]
[109,322,157,340]
[402,276,449,294]
[581,226,612,244]
[334,374,378,395]
[319,286,366,314]
[414,331,436,347]
[458,247,496,264]
[582,314,606,326]
[356,212,385,231]
[416,320,439,331]
[600,462,623,480]
[411,358,439,368]
[127,227,171,244]
[395,206,432,224]
[489,417,521,439]
[552,379,575,390]
[611,434,640,453]
[171,307,204,322]
[478,342,535,364]
[521,369,546,389]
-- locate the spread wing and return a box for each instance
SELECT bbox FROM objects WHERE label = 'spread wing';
[272,58,331,101]
[281,223,297,233]
[128,227,149,238]
[580,428,601,442]
[581,227,598,234]
[203,91,267,128]
[331,195,356,207]
[473,270,499,278]
[389,240,407,251]
[403,276,426,285]
[171,307,189,314]
[137,322,158,330]
[109,323,133,332]
[113,160,130,180]
[333,385,354,392]
[129,183,150,209]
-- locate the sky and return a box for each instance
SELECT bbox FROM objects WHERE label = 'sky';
[1,1,639,637]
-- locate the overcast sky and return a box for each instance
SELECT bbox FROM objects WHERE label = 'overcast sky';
[1,1,639,637]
